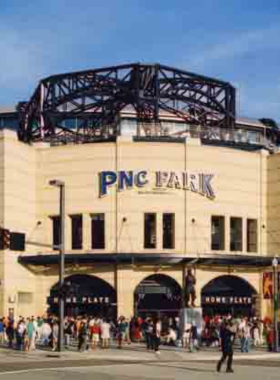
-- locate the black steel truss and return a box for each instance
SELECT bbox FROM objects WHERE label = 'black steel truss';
[17,63,236,144]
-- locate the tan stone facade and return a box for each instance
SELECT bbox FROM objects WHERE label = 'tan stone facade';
[0,127,279,320]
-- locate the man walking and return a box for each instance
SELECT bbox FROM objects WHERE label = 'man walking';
[217,321,235,373]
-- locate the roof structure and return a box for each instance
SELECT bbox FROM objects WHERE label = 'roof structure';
[19,253,276,271]
[17,63,236,144]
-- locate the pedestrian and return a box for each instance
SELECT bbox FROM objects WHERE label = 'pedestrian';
[0,318,5,345]
[152,317,161,354]
[78,320,88,352]
[144,318,153,350]
[100,319,111,349]
[266,324,274,352]
[6,319,14,349]
[182,323,191,349]
[117,317,127,349]
[90,321,100,349]
[252,321,261,347]
[240,321,251,353]
[217,321,235,373]
[27,317,36,351]
[16,318,26,350]
[41,319,52,346]
[189,323,199,352]
[52,321,59,351]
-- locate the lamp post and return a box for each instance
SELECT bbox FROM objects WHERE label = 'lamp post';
[49,179,65,352]
[272,256,279,352]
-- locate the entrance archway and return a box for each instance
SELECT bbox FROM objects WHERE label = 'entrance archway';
[134,274,182,318]
[201,275,257,317]
[48,274,116,319]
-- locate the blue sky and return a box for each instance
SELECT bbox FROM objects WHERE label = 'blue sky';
[0,0,280,120]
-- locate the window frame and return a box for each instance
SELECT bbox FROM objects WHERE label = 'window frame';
[50,215,61,250]
[162,213,175,249]
[211,215,225,251]
[70,214,83,250]
[230,217,243,252]
[144,213,157,249]
[247,218,258,253]
[91,213,105,249]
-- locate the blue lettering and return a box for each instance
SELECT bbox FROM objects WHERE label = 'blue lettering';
[135,171,148,187]
[119,171,134,191]
[99,171,117,197]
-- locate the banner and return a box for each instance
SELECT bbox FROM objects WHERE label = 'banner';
[263,272,280,299]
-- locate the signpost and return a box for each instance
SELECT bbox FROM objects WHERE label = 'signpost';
[272,257,279,352]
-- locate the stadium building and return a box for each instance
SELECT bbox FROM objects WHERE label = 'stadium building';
[0,63,280,320]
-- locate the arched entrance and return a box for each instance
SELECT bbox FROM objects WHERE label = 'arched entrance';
[134,274,182,318]
[48,274,116,319]
[201,275,257,317]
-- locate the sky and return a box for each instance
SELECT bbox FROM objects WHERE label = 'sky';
[0,0,280,120]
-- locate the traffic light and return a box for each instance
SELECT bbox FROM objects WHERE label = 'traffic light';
[10,232,25,251]
[0,228,10,250]
[0,228,25,251]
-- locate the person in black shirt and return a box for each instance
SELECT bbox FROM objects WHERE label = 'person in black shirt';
[217,321,235,373]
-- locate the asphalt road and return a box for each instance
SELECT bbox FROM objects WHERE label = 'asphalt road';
[0,357,280,380]
[0,361,280,380]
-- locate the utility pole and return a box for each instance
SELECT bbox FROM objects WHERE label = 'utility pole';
[272,257,279,352]
[50,179,65,352]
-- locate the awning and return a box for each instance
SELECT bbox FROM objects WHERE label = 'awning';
[18,253,278,269]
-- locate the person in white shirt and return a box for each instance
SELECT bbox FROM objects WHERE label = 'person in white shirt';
[41,321,52,346]
[100,319,111,348]
[183,323,192,349]
[166,327,177,345]
[153,318,161,354]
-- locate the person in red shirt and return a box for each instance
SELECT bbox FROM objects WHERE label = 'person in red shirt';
[91,322,100,349]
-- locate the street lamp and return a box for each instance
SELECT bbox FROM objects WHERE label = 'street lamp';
[272,256,279,352]
[49,179,65,352]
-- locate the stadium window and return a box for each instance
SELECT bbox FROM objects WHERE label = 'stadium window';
[64,119,77,129]
[163,213,175,249]
[144,213,156,249]
[247,219,258,253]
[211,216,225,250]
[121,118,137,136]
[230,217,242,251]
[70,214,83,250]
[51,216,61,250]
[3,117,18,129]
[91,213,105,249]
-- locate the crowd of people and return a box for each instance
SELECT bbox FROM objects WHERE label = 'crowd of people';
[0,313,276,355]
[200,315,270,352]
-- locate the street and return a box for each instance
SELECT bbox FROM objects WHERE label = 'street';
[1,361,280,380]
[0,345,279,379]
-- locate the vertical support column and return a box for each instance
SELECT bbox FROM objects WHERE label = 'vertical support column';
[40,83,45,139]
[117,266,134,318]
[58,184,65,352]
[225,216,230,252]
[157,213,162,251]
[273,260,279,352]
[181,262,186,310]
[114,263,118,319]
[194,267,201,307]
[84,214,91,251]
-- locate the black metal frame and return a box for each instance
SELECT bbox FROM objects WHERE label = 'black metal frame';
[19,252,276,268]
[17,63,236,144]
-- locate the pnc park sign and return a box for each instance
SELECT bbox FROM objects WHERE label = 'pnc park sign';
[99,170,215,199]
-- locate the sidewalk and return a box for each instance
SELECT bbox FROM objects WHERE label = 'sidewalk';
[0,343,279,364]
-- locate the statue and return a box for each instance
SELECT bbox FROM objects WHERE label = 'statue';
[185,268,196,307]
